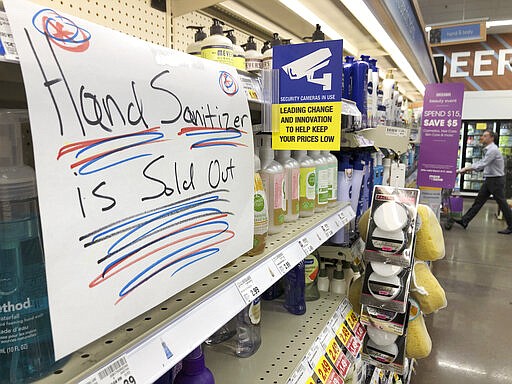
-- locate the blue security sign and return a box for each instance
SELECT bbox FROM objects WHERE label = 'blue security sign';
[273,40,343,104]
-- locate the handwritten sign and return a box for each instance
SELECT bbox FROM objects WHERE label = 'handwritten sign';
[5,0,253,358]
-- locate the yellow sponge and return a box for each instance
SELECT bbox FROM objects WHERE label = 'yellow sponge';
[348,276,362,314]
[406,299,432,359]
[410,262,447,314]
[414,204,445,261]
[357,208,371,242]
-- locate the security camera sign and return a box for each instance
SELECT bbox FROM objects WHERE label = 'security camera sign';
[272,40,342,150]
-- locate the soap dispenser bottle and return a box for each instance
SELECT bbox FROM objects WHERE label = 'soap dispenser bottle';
[292,151,316,217]
[275,150,300,222]
[201,18,233,66]
[186,26,207,57]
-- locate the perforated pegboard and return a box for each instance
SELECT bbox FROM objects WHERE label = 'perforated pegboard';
[27,0,168,46]
[173,10,265,53]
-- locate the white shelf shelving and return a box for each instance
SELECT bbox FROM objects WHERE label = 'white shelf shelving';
[33,203,355,384]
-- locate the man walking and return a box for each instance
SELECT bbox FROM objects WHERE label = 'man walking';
[454,130,512,234]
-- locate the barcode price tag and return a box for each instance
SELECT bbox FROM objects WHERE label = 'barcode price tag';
[337,212,349,226]
[336,323,352,347]
[345,310,358,331]
[79,355,135,384]
[321,222,334,237]
[272,252,292,276]
[235,275,260,305]
[299,236,315,255]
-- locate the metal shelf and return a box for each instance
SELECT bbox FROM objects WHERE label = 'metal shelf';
[205,292,343,384]
[34,203,354,384]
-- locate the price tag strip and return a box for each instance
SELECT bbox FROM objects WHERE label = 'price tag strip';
[321,222,334,237]
[235,275,261,305]
[299,235,315,256]
[326,337,352,378]
[272,252,293,276]
[336,322,362,358]
[314,355,344,384]
[79,355,136,384]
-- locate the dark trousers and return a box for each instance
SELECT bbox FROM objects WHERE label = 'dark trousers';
[462,176,512,228]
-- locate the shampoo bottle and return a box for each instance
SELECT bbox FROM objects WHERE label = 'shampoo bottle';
[235,297,262,357]
[186,26,207,57]
[369,58,379,128]
[292,151,316,217]
[174,346,215,384]
[308,150,329,212]
[321,151,338,207]
[382,69,396,124]
[0,111,55,383]
[244,36,262,72]
[224,30,245,70]
[201,19,233,66]
[342,56,354,100]
[246,148,268,256]
[276,150,300,222]
[361,55,374,128]
[351,59,369,128]
[283,260,306,315]
[304,253,320,301]
[259,135,285,234]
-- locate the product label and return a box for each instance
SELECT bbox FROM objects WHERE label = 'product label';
[304,255,319,284]
[300,167,316,211]
[317,166,329,205]
[273,173,285,226]
[245,58,262,71]
[262,57,272,70]
[233,55,246,71]
[253,174,268,236]
[201,46,234,66]
[249,297,261,325]
[291,168,300,214]
[327,164,337,201]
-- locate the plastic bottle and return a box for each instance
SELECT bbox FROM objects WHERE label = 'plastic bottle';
[186,26,207,57]
[308,150,329,212]
[292,151,316,217]
[382,69,396,124]
[174,346,215,384]
[283,260,306,315]
[304,253,320,301]
[317,262,330,292]
[342,56,354,100]
[235,297,262,357]
[350,153,365,218]
[361,55,373,128]
[351,59,369,129]
[246,148,268,256]
[369,58,379,128]
[244,36,262,72]
[376,84,386,126]
[259,135,285,234]
[204,317,236,345]
[321,151,338,207]
[201,18,233,66]
[275,150,300,222]
[330,263,346,295]
[262,33,281,70]
[224,30,245,70]
[0,111,54,383]
[331,154,351,244]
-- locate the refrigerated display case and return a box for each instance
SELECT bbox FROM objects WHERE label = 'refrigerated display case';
[459,120,512,197]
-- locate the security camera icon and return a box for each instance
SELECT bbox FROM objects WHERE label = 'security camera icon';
[281,48,332,90]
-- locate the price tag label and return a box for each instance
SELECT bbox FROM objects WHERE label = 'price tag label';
[353,322,367,342]
[235,275,261,305]
[326,338,341,366]
[314,355,334,384]
[305,341,324,368]
[321,222,334,237]
[248,89,259,100]
[299,236,315,255]
[345,310,358,330]
[327,338,351,378]
[346,336,362,357]
[306,378,316,384]
[272,252,292,276]
[337,212,349,226]
[336,323,352,347]
[287,361,308,384]
[79,355,135,384]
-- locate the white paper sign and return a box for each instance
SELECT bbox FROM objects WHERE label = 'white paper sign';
[4,0,253,358]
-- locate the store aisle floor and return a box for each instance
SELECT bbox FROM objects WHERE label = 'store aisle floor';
[413,201,512,383]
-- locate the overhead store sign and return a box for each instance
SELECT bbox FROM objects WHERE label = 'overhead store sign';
[417,83,465,188]
[271,40,342,150]
[5,0,253,359]
[429,20,486,46]
[432,33,512,91]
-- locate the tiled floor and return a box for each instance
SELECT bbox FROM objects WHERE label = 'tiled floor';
[412,201,512,383]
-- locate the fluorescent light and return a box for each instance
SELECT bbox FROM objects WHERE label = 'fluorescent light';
[338,0,425,95]
[278,0,358,55]
[487,19,512,28]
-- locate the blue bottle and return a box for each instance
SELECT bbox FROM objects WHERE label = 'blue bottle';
[174,346,215,384]
[351,59,369,128]
[342,56,354,100]
[283,260,306,315]
[0,111,54,383]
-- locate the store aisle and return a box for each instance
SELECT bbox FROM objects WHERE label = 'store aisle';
[413,201,512,383]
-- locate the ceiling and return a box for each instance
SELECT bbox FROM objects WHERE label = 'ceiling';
[417,0,512,34]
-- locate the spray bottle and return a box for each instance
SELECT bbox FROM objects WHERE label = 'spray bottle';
[308,150,329,212]
[342,56,354,100]
[283,260,306,315]
[243,36,262,72]
[259,135,285,234]
[321,151,338,207]
[201,18,233,66]
[186,26,207,57]
[292,151,316,217]
[224,30,246,70]
[0,110,55,383]
[275,150,300,222]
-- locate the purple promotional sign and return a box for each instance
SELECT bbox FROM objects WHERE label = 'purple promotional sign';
[417,83,465,188]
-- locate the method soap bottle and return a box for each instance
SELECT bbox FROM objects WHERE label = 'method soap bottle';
[276,150,300,222]
[0,111,55,383]
[201,18,233,66]
[292,151,316,217]
[308,150,329,212]
[260,135,285,234]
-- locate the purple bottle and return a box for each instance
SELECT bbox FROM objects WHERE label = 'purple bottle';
[173,347,215,384]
